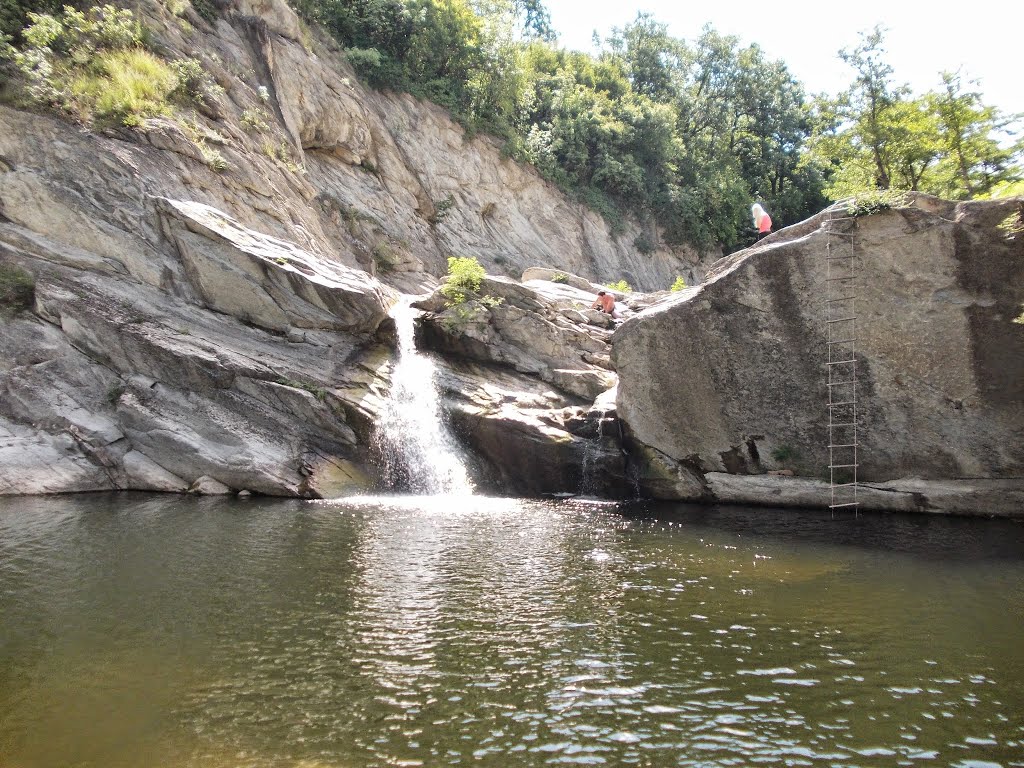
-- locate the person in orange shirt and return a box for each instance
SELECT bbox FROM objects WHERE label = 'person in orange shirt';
[591,290,616,315]
[752,203,772,240]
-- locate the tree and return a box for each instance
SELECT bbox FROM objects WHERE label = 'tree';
[925,71,1023,199]
[837,25,908,190]
[510,0,552,40]
[607,13,684,104]
[0,0,61,42]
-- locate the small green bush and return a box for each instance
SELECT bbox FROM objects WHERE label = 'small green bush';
[0,263,35,314]
[240,106,269,132]
[670,276,687,292]
[634,235,655,254]
[190,0,218,25]
[606,279,631,293]
[440,255,484,306]
[429,194,455,225]
[198,142,228,171]
[169,56,223,107]
[276,377,327,401]
[551,272,568,283]
[372,241,397,273]
[845,190,909,217]
[771,444,799,464]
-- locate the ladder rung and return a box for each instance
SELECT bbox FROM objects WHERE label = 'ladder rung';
[831,482,859,488]
[829,502,860,508]
[828,400,857,407]
[829,423,857,428]
[830,463,859,469]
[826,296,857,303]
[827,338,857,345]
[827,359,857,365]
[828,380,857,387]
[826,317,857,324]
[829,443,859,448]
[826,276,858,282]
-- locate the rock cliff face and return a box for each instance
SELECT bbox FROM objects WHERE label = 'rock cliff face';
[1,0,1021,517]
[612,196,1024,515]
[0,0,695,497]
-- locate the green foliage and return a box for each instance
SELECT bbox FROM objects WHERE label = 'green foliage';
[261,140,304,173]
[276,377,327,401]
[997,210,1024,239]
[440,255,485,305]
[240,106,270,132]
[606,279,631,293]
[169,56,223,107]
[190,0,218,25]
[440,300,487,331]
[805,28,1022,203]
[284,1,831,248]
[71,47,177,124]
[9,5,180,125]
[0,262,34,314]
[198,141,228,171]
[106,383,126,403]
[550,271,568,283]
[478,294,504,308]
[633,234,655,254]
[670,275,687,292]
[371,241,397,273]
[771,444,799,464]
[0,0,60,42]
[429,193,455,224]
[844,189,909,217]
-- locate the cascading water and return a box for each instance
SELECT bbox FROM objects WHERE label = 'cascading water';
[375,299,475,495]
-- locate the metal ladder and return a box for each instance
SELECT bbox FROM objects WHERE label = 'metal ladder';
[824,208,860,516]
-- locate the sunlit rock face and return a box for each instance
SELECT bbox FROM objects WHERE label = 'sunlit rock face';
[1,0,693,497]
[410,273,627,497]
[612,195,1024,515]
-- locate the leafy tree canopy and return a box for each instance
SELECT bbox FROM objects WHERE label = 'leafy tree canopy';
[4,2,1020,251]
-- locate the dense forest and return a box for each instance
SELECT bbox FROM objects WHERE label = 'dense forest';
[3,0,1022,251]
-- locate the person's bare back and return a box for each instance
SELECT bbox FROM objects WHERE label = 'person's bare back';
[592,291,615,314]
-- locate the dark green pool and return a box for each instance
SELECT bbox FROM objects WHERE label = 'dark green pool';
[1,493,1022,767]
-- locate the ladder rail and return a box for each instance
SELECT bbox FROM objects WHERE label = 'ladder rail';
[825,210,860,517]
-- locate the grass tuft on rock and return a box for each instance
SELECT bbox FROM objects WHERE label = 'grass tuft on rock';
[0,263,35,315]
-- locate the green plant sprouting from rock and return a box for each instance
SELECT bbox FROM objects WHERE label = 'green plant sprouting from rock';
[440,255,485,306]
[845,190,910,217]
[771,444,799,464]
[7,5,220,127]
[670,276,687,292]
[439,256,503,332]
[0,262,35,315]
[276,377,327,402]
[429,194,456,225]
[371,241,398,273]
[997,210,1024,239]
[606,279,632,293]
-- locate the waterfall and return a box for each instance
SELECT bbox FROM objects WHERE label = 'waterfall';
[578,405,613,497]
[375,300,475,495]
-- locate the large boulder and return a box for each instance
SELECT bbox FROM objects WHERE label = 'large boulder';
[612,195,1024,514]
[414,275,618,399]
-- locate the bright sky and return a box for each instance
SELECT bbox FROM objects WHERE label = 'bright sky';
[546,0,1023,119]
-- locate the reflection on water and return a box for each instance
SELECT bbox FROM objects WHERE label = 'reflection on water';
[1,493,1023,767]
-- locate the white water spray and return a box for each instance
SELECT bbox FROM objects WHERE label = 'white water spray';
[375,300,475,495]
